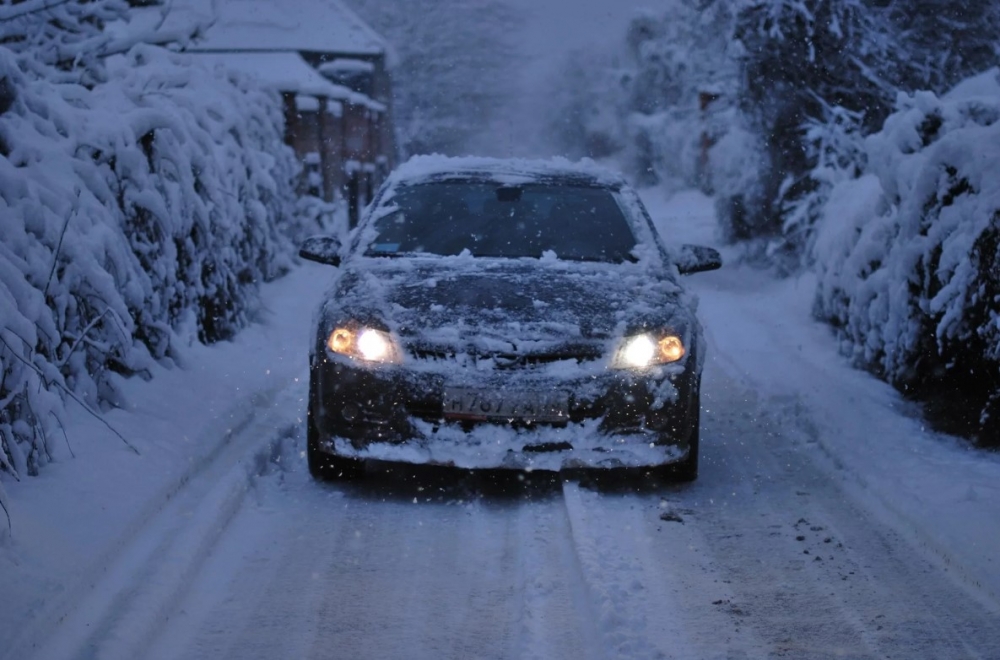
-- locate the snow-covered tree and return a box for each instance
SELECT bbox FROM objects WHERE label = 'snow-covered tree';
[344,0,521,156]
[887,0,1000,94]
[545,1,739,187]
[718,0,1000,264]
[725,0,896,249]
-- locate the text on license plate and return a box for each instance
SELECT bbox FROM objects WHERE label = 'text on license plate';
[443,387,570,422]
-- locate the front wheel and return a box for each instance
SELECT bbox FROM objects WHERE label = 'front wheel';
[307,406,365,480]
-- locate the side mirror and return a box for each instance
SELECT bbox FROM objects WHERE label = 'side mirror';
[299,235,342,267]
[675,244,722,275]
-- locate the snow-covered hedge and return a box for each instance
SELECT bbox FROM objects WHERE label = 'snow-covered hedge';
[813,70,1000,443]
[0,42,309,479]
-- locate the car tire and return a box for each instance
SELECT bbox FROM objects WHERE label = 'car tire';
[670,391,700,482]
[307,404,365,480]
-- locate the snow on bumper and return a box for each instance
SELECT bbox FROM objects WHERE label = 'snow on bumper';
[309,355,699,470]
[323,420,688,471]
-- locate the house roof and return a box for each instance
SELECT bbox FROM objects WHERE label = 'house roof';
[195,51,384,110]
[131,0,387,57]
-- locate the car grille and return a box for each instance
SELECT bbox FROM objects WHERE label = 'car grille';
[406,345,603,368]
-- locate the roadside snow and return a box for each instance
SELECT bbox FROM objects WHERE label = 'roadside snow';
[649,188,1000,606]
[0,265,328,657]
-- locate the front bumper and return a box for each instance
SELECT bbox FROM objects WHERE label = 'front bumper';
[309,354,699,470]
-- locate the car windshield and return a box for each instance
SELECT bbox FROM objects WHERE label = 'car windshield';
[365,182,638,263]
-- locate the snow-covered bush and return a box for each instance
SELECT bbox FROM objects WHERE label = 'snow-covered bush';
[813,70,1000,444]
[541,2,738,186]
[0,0,129,82]
[0,38,308,480]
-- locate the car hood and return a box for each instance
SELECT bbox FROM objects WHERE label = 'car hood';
[324,258,690,349]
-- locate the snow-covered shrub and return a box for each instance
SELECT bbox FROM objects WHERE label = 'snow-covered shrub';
[0,41,305,478]
[0,0,129,83]
[541,2,739,186]
[813,69,1000,444]
[708,114,818,274]
[709,119,768,241]
[623,109,700,188]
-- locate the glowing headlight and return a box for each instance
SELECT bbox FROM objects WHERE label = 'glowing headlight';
[613,333,685,368]
[326,325,402,364]
[357,329,392,361]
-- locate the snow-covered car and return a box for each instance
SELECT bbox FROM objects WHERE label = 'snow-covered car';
[300,156,721,479]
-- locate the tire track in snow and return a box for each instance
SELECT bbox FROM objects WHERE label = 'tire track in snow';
[562,481,668,660]
[561,481,769,660]
[512,496,607,660]
[689,338,1000,659]
[18,378,307,660]
[148,474,355,660]
[697,267,1000,614]
[162,467,532,659]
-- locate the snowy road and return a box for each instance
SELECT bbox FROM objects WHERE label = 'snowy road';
[6,191,1000,660]
[21,335,1000,660]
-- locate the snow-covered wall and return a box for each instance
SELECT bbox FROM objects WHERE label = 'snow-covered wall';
[0,42,313,479]
[813,70,1000,443]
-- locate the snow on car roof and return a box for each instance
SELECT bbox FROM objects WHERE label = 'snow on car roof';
[387,155,630,189]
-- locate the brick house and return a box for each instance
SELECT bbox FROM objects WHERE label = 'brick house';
[135,0,395,226]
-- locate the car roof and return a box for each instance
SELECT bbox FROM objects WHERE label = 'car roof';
[386,155,628,190]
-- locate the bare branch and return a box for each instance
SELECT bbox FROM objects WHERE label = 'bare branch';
[0,334,140,456]
[0,478,11,537]
[49,410,75,459]
[59,308,111,370]
[43,187,78,301]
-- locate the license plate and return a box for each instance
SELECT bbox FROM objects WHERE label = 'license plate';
[443,387,570,422]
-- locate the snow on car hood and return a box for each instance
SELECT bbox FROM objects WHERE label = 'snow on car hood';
[321,256,691,349]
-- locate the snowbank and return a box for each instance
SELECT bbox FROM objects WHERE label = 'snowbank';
[0,42,312,486]
[813,69,1000,443]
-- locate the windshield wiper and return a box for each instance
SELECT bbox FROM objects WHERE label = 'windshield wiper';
[364,251,413,258]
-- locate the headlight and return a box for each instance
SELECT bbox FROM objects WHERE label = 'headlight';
[326,325,402,364]
[612,333,685,368]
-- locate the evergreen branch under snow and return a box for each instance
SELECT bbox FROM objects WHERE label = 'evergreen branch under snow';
[0,0,74,23]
